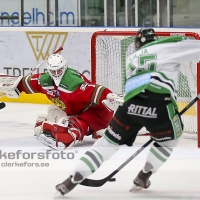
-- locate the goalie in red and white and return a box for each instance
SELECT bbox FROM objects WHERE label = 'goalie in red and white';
[0,54,120,150]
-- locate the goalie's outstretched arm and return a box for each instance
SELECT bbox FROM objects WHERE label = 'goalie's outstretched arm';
[0,73,45,99]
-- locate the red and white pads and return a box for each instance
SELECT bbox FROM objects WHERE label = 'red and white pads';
[46,104,66,122]
[0,75,23,98]
[34,105,66,136]
[37,116,89,150]
[34,114,47,136]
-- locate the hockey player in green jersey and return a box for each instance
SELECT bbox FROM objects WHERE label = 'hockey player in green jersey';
[55,28,200,194]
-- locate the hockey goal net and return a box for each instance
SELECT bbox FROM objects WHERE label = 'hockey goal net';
[91,30,200,147]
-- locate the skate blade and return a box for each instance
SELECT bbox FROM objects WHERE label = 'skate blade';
[53,190,63,199]
[129,184,143,192]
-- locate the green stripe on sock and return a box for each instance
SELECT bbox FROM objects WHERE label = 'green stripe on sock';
[92,149,103,162]
[165,146,173,152]
[104,134,119,146]
[150,148,167,162]
[80,157,95,173]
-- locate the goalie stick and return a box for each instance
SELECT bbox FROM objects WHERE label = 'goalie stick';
[0,102,6,109]
[0,47,63,99]
[80,94,200,187]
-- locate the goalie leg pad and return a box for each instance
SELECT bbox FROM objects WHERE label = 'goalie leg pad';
[34,104,66,136]
[36,121,75,150]
[40,117,89,149]
[47,105,67,123]
[36,132,66,151]
[43,121,77,145]
[34,114,47,136]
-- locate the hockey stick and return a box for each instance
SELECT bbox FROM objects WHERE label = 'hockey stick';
[0,102,6,109]
[80,94,200,187]
[0,47,63,100]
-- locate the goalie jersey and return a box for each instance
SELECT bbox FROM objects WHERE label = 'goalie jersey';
[18,68,109,115]
[125,36,200,108]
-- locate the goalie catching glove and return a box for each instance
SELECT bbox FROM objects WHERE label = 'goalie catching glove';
[0,75,22,98]
[102,93,124,112]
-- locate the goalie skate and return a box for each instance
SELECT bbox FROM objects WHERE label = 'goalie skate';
[129,169,152,192]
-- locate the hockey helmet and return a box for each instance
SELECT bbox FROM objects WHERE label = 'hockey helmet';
[46,54,68,86]
[135,28,157,50]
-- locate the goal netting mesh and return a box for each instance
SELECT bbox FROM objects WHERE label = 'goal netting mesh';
[91,31,200,139]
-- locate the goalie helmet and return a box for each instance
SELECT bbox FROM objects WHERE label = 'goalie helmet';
[135,28,158,51]
[47,54,68,86]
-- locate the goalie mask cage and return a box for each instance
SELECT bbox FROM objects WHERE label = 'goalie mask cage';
[91,31,200,147]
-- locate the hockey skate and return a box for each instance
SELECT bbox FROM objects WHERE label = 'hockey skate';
[56,172,83,195]
[129,169,152,192]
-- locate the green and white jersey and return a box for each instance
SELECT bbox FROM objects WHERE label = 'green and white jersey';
[125,36,200,108]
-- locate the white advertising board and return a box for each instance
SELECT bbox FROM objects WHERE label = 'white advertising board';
[1,26,200,82]
[0,26,200,104]
[0,30,92,80]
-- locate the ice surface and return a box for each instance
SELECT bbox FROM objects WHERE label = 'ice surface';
[0,102,200,200]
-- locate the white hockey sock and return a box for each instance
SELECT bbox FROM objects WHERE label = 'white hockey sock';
[144,137,181,173]
[70,136,119,179]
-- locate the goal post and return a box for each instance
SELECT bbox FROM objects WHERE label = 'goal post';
[91,30,200,147]
[198,63,200,147]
